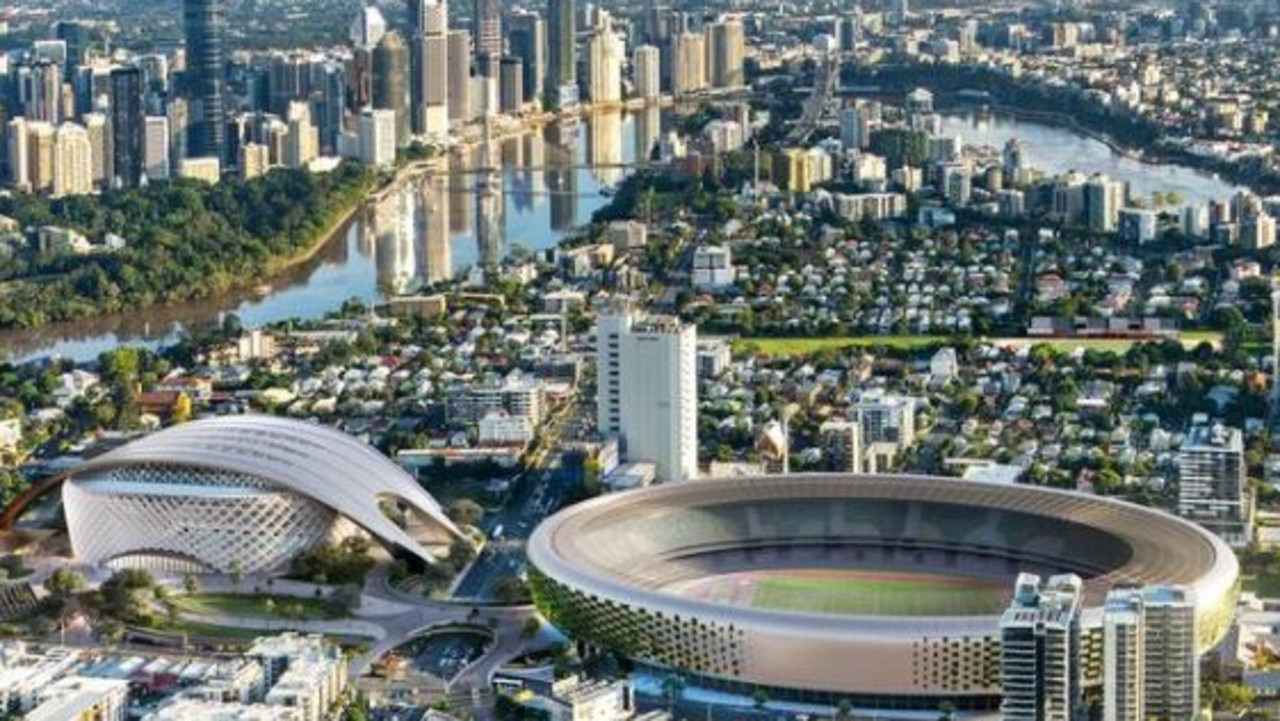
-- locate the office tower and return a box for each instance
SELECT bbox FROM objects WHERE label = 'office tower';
[54,22,91,80]
[82,112,110,188]
[166,98,189,176]
[184,0,228,162]
[1103,586,1199,721]
[474,0,504,76]
[239,142,269,179]
[840,8,862,50]
[409,0,449,137]
[6,118,31,191]
[447,30,473,122]
[350,4,388,49]
[596,307,698,483]
[359,108,397,167]
[144,116,171,181]
[27,121,56,194]
[707,16,745,88]
[316,62,345,154]
[1085,173,1125,233]
[499,57,525,112]
[52,122,92,198]
[347,48,375,110]
[546,0,577,105]
[671,32,707,95]
[633,45,660,100]
[285,101,319,168]
[109,67,144,188]
[266,52,314,116]
[1003,137,1027,178]
[586,31,624,103]
[18,60,62,124]
[839,106,869,150]
[1178,420,1251,546]
[508,11,546,107]
[1000,573,1084,721]
[372,31,410,147]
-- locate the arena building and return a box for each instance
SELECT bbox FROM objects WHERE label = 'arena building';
[527,474,1239,712]
[57,415,460,574]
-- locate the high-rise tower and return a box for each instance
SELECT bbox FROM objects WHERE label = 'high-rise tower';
[183,0,227,162]
[546,0,577,106]
[409,0,449,137]
[373,31,411,147]
[109,67,144,188]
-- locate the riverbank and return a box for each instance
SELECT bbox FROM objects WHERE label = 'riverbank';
[848,62,1279,196]
[0,162,374,333]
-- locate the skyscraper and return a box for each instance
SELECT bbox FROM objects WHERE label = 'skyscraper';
[596,305,698,483]
[144,116,171,181]
[183,0,227,162]
[1178,420,1251,546]
[671,31,707,95]
[707,16,745,88]
[473,0,503,78]
[1085,173,1125,233]
[447,30,474,122]
[109,67,144,188]
[27,122,56,194]
[52,121,92,198]
[6,118,31,191]
[633,45,660,100]
[350,5,388,49]
[82,112,110,188]
[54,21,91,81]
[1103,586,1199,721]
[1000,573,1083,721]
[499,57,525,112]
[546,0,577,106]
[586,30,624,103]
[508,11,546,107]
[409,0,449,137]
[372,31,410,147]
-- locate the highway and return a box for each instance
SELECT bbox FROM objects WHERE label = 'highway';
[784,54,841,146]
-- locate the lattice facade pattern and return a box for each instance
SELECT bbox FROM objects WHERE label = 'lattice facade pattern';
[64,463,348,573]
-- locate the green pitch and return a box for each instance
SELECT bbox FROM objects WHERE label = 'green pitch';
[750,575,1005,617]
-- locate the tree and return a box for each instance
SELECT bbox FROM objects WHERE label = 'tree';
[182,573,199,596]
[448,498,485,527]
[45,568,86,598]
[836,699,853,720]
[326,584,362,616]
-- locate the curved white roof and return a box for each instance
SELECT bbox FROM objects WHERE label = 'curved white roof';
[70,415,461,565]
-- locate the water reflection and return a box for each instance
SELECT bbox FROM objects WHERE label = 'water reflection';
[3,109,649,364]
[939,110,1242,205]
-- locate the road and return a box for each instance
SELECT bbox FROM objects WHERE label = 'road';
[784,54,841,146]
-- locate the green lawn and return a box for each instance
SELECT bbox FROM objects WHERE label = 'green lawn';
[734,336,951,356]
[1242,574,1280,598]
[172,593,338,621]
[752,576,1004,617]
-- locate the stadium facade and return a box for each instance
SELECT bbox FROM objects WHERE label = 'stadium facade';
[60,416,460,574]
[527,475,1239,712]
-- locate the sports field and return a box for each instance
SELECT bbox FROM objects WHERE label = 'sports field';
[668,569,1007,617]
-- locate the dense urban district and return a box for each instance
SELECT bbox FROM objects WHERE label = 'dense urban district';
[4,0,1280,720]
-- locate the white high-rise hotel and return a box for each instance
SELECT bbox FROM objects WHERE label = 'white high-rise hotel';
[597,306,698,483]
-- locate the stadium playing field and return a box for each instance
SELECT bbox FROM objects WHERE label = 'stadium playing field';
[667,569,1007,617]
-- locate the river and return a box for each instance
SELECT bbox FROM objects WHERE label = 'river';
[2,106,658,364]
[938,110,1242,205]
[0,107,1246,364]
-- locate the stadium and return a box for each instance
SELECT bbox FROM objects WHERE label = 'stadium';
[52,415,461,574]
[527,474,1239,712]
